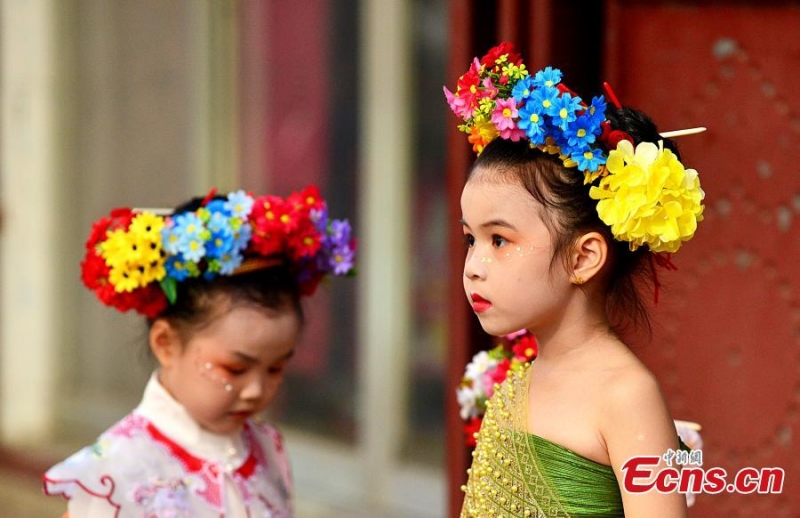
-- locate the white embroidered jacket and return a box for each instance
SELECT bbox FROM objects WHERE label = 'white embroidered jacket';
[44,374,293,517]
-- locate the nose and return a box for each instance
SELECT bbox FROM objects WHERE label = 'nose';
[239,374,281,402]
[463,248,486,281]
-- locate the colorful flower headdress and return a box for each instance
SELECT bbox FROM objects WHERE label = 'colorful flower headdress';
[81,186,356,318]
[445,42,705,254]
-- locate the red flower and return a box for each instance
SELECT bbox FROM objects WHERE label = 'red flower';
[249,195,290,256]
[131,284,169,318]
[483,358,511,399]
[288,185,325,215]
[512,334,538,361]
[480,42,521,69]
[81,252,110,291]
[287,219,322,261]
[599,121,634,151]
[464,417,483,448]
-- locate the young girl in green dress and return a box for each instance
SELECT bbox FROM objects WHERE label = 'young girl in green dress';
[447,43,704,517]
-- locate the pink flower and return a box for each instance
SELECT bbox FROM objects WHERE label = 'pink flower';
[491,98,525,140]
[443,86,474,119]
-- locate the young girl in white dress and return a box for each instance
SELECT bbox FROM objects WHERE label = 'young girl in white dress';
[44,187,356,517]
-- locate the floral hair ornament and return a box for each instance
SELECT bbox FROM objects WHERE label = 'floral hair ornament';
[445,42,705,254]
[81,186,356,318]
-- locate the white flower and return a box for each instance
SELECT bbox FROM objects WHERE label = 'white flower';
[457,386,478,420]
[464,351,500,399]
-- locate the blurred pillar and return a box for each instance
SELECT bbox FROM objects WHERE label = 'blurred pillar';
[358,0,413,509]
[0,0,61,443]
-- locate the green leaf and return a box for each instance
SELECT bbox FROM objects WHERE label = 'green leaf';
[160,277,178,305]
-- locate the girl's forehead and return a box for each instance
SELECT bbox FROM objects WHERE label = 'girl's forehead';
[461,176,539,221]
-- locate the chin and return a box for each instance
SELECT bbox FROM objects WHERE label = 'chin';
[476,316,521,338]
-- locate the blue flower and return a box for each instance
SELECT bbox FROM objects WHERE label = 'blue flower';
[533,67,562,89]
[161,226,182,255]
[564,115,599,150]
[225,190,254,218]
[165,256,192,281]
[173,213,205,239]
[217,251,244,275]
[205,200,229,216]
[232,223,252,252]
[548,93,582,131]
[206,211,232,235]
[205,231,234,260]
[518,103,547,145]
[529,86,560,115]
[511,76,535,103]
[179,235,206,263]
[572,148,607,172]
[587,96,607,126]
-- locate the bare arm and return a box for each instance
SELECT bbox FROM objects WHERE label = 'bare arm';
[602,368,688,518]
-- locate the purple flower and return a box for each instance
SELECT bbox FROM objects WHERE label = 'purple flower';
[328,219,352,246]
[329,245,355,275]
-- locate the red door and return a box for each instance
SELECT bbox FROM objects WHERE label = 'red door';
[605,2,798,516]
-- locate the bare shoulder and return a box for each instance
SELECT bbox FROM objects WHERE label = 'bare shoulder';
[601,356,666,417]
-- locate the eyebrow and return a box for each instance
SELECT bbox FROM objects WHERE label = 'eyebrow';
[232,349,296,364]
[460,218,518,232]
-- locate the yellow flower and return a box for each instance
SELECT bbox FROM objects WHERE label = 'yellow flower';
[469,119,500,155]
[128,213,164,240]
[108,265,143,293]
[589,140,704,253]
[140,259,167,285]
[501,63,528,80]
[101,229,140,268]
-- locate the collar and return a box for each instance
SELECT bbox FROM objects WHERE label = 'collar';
[135,372,248,469]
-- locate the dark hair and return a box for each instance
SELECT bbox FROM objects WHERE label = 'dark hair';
[469,107,679,336]
[148,195,304,338]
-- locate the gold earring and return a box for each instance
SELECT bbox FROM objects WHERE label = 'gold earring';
[573,275,585,285]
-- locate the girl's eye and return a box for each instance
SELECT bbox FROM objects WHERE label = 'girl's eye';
[267,365,285,375]
[463,233,475,248]
[492,234,508,248]
[224,365,247,376]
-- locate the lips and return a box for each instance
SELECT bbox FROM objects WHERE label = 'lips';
[229,410,254,420]
[470,293,492,313]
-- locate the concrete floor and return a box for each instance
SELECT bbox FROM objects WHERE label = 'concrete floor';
[0,467,66,517]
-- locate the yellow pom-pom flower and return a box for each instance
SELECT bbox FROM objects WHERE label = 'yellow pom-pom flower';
[101,214,167,292]
[589,140,705,253]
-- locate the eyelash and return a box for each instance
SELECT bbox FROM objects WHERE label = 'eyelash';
[463,233,508,248]
[224,365,247,376]
[492,234,508,248]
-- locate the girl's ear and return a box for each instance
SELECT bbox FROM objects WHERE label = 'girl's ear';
[571,231,608,285]
[149,319,182,368]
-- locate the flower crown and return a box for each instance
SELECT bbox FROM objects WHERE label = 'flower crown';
[445,42,705,254]
[81,186,356,318]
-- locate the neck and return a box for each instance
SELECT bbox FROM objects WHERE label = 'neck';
[531,288,615,363]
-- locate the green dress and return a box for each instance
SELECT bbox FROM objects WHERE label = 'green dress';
[460,364,624,517]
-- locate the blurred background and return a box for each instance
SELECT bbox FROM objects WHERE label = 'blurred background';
[0,1,797,517]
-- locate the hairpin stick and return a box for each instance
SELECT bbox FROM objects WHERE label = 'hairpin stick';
[132,207,173,215]
[602,81,623,110]
[659,127,707,138]
[673,419,703,431]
